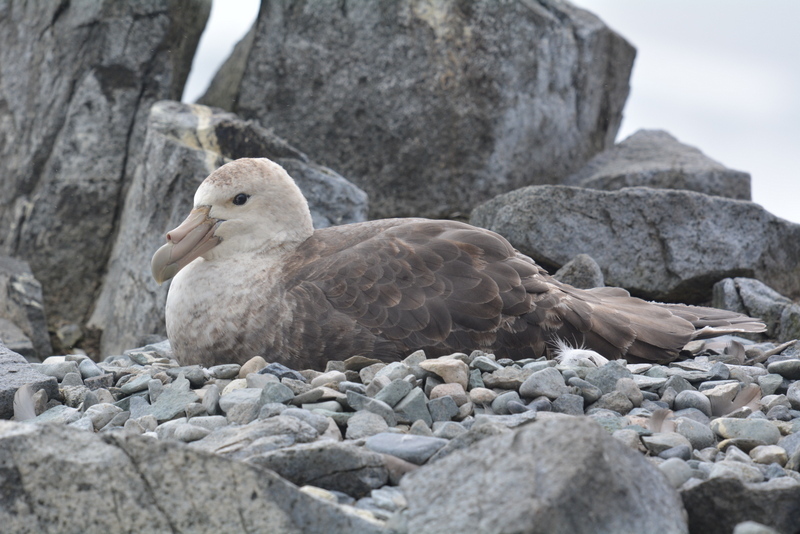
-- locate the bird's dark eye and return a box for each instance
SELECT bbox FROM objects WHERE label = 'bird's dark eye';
[232,193,249,206]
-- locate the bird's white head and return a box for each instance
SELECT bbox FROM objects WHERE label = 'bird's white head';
[151,158,314,284]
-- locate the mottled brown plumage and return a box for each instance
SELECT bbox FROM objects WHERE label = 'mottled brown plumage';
[151,158,765,370]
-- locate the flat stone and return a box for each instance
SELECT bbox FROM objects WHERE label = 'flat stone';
[138,374,200,423]
[394,387,432,427]
[303,401,343,413]
[373,379,413,407]
[418,359,468,388]
[631,375,667,390]
[120,374,152,395]
[260,382,295,404]
[471,355,503,372]
[552,393,585,416]
[365,432,448,465]
[219,388,263,413]
[641,432,692,455]
[482,366,534,389]
[345,411,389,440]
[34,405,81,425]
[261,363,306,382]
[311,370,347,388]
[346,390,397,426]
[207,364,241,380]
[710,418,781,445]
[519,367,568,400]
[427,395,459,422]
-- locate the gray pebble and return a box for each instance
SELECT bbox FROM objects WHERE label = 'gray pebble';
[468,368,484,390]
[757,374,784,396]
[519,367,568,400]
[490,391,521,415]
[302,401,343,412]
[258,402,288,419]
[218,388,262,413]
[148,379,163,403]
[432,421,467,439]
[78,358,105,379]
[346,390,397,426]
[337,381,367,395]
[260,382,295,404]
[506,400,534,414]
[528,397,552,412]
[615,377,643,407]
[590,391,633,415]
[658,445,691,461]
[186,415,229,431]
[409,419,433,436]
[202,384,220,415]
[207,364,241,380]
[658,457,694,488]
[585,362,632,394]
[246,372,279,389]
[786,381,800,410]
[374,379,414,407]
[567,376,602,404]
[551,393,584,416]
[394,387,432,427]
[673,390,712,417]
[281,407,331,434]
[766,405,792,421]
[471,355,503,372]
[35,360,80,381]
[261,363,306,381]
[346,411,389,439]
[225,401,261,424]
[675,417,716,450]
[173,423,211,443]
[641,432,692,455]
[428,395,459,422]
[767,359,800,380]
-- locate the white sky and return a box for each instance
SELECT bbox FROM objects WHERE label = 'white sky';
[183,0,799,224]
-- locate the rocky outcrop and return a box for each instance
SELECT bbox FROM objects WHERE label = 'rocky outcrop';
[202,0,635,218]
[397,417,688,533]
[0,1,210,333]
[87,101,368,357]
[0,256,51,360]
[0,421,386,534]
[563,130,752,200]
[470,186,800,303]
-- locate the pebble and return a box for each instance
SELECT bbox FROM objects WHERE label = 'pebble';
[482,366,532,389]
[238,356,267,377]
[394,387,432,427]
[373,379,413,407]
[710,418,782,445]
[767,359,800,380]
[641,432,692,455]
[674,390,712,417]
[260,382,295,404]
[519,367,568,400]
[418,359,469,388]
[346,411,389,439]
[429,383,468,406]
[658,457,694,488]
[749,445,788,466]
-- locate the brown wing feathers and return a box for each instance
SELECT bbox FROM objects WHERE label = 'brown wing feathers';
[284,219,764,364]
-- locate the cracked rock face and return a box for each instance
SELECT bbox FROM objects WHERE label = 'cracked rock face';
[0,1,210,331]
[202,0,635,219]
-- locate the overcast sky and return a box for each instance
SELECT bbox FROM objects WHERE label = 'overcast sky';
[183,0,799,224]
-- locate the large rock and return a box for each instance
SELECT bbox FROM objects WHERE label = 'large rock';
[471,186,800,303]
[0,256,51,359]
[202,0,635,218]
[0,343,58,420]
[563,130,752,200]
[713,278,800,341]
[397,417,687,533]
[86,101,368,356]
[681,476,800,534]
[0,1,210,334]
[0,421,386,534]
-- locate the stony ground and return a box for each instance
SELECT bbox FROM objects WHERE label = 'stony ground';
[12,335,800,533]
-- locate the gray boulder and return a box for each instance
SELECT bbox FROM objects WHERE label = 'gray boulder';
[397,417,687,533]
[681,476,800,534]
[0,1,210,333]
[87,101,368,356]
[471,186,800,303]
[205,0,635,218]
[0,420,386,534]
[713,278,800,341]
[563,130,751,200]
[0,256,51,360]
[553,253,605,289]
[0,343,58,420]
